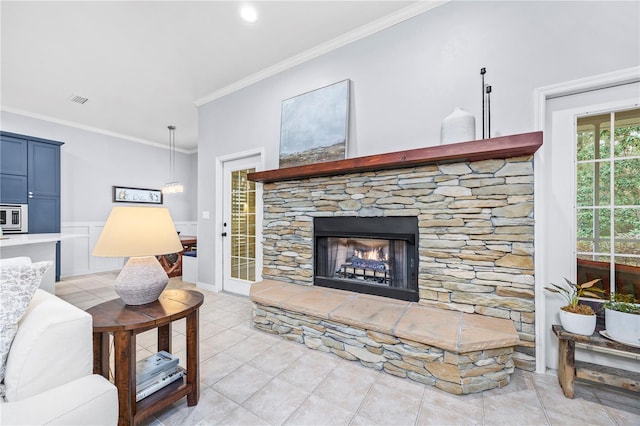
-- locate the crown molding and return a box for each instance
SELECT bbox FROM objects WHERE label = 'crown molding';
[1,106,197,154]
[194,1,447,107]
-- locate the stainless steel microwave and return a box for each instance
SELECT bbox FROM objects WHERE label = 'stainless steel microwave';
[0,204,28,233]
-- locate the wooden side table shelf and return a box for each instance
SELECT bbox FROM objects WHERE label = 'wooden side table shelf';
[552,324,640,398]
[87,289,204,426]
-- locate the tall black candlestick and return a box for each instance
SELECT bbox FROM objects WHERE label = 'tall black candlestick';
[480,68,486,139]
[486,85,492,139]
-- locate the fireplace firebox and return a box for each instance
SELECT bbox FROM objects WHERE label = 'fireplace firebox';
[314,217,419,301]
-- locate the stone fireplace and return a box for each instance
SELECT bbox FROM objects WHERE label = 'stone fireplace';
[251,132,542,372]
[314,216,419,301]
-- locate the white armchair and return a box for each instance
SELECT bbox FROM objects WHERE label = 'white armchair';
[0,258,118,425]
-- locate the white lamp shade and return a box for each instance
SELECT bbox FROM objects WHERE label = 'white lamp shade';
[93,206,183,257]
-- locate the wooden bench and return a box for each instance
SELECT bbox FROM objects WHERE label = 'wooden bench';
[552,325,640,398]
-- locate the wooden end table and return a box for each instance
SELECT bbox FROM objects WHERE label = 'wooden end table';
[552,324,640,398]
[87,289,204,426]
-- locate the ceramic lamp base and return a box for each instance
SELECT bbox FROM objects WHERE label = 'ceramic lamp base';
[115,256,169,305]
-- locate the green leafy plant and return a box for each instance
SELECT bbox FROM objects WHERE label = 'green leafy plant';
[545,278,605,315]
[602,293,640,315]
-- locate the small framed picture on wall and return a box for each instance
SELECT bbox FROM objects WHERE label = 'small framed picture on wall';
[112,186,163,204]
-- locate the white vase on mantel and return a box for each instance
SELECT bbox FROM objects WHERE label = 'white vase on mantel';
[440,107,476,145]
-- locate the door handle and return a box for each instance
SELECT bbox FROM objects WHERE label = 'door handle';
[221,232,227,237]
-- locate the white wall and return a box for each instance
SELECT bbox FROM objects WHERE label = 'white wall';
[197,1,639,290]
[1,110,198,275]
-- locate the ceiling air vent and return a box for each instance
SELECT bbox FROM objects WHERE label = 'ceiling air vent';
[69,95,89,104]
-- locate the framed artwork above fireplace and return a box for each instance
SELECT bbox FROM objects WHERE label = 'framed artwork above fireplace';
[279,79,350,168]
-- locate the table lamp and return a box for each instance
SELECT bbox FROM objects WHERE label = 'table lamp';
[93,206,183,305]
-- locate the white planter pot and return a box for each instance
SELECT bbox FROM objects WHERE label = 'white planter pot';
[559,309,596,336]
[605,308,640,345]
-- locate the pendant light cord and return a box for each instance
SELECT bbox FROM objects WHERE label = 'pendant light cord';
[168,125,176,182]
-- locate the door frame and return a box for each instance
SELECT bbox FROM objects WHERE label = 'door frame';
[533,66,640,373]
[214,148,265,294]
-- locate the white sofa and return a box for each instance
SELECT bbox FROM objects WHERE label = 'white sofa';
[1,289,118,425]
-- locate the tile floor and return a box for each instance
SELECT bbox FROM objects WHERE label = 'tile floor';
[57,272,640,425]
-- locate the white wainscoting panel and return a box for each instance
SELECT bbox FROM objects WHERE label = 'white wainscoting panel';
[61,221,197,278]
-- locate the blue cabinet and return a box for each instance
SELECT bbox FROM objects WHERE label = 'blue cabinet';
[1,132,63,232]
[0,134,29,203]
[1,132,63,281]
[0,135,28,175]
[0,174,28,204]
[28,141,62,232]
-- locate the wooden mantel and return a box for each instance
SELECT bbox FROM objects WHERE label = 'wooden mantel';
[247,131,542,183]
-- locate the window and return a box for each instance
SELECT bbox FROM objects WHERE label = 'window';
[576,108,640,299]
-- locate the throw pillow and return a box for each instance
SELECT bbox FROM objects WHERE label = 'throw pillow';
[0,260,53,394]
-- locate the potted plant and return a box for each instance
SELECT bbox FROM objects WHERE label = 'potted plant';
[603,293,640,345]
[545,278,604,335]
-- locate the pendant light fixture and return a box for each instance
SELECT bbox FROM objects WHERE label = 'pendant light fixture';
[162,125,184,194]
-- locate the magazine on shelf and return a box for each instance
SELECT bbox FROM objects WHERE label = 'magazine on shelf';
[136,365,180,393]
[136,351,179,385]
[136,366,186,402]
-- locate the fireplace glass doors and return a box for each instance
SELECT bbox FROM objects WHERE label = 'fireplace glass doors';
[314,217,419,301]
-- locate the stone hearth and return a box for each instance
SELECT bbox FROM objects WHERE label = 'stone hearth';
[252,280,519,394]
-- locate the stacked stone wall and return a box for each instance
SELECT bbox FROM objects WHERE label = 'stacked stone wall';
[253,303,515,395]
[261,156,535,370]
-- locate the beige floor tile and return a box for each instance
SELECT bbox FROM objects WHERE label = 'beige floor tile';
[277,349,340,393]
[137,329,158,348]
[227,321,262,337]
[221,334,275,364]
[214,406,270,426]
[604,406,640,426]
[483,389,550,425]
[285,394,354,426]
[312,362,378,412]
[247,339,308,376]
[199,329,248,361]
[243,377,310,425]
[88,287,119,300]
[357,374,424,425]
[59,290,100,305]
[154,387,238,426]
[588,384,640,416]
[56,273,633,426]
[545,398,615,425]
[199,319,235,337]
[209,312,251,329]
[200,352,243,387]
[418,384,483,426]
[212,364,273,404]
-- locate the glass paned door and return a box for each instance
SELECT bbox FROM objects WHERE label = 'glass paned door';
[230,169,256,281]
[576,108,640,299]
[222,154,261,296]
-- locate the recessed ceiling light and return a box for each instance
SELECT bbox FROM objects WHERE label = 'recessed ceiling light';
[240,5,257,23]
